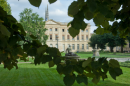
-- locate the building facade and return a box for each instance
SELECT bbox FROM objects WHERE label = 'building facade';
[45,19,92,52]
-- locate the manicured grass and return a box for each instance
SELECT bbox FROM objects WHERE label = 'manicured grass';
[62,52,130,58]
[0,63,130,86]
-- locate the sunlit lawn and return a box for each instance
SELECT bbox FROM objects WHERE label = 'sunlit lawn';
[61,52,130,58]
[0,63,130,86]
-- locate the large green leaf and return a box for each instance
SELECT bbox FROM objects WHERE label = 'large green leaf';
[48,0,57,4]
[63,65,73,75]
[68,27,80,38]
[109,59,120,68]
[81,21,87,30]
[63,74,76,86]
[82,57,92,68]
[76,75,88,85]
[28,0,42,7]
[95,26,104,35]
[109,67,117,80]
[0,51,8,62]
[68,1,79,17]
[93,13,105,25]
[87,0,97,12]
[48,60,55,68]
[92,76,100,84]
[0,23,10,37]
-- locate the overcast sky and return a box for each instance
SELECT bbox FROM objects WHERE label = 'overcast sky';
[7,0,98,33]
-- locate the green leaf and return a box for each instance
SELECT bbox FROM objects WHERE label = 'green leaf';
[53,57,61,64]
[41,55,52,64]
[48,60,55,68]
[17,23,26,36]
[95,26,104,35]
[92,76,100,84]
[23,43,32,52]
[68,1,79,17]
[63,65,73,75]
[98,4,109,16]
[81,21,87,30]
[76,75,88,85]
[7,15,17,23]
[63,74,76,86]
[109,67,116,80]
[28,0,42,7]
[68,27,80,38]
[109,59,120,68]
[84,72,95,78]
[27,47,37,56]
[87,0,97,12]
[30,35,37,39]
[56,64,64,75]
[67,21,72,27]
[93,13,105,25]
[102,21,109,27]
[0,23,10,37]
[82,57,92,68]
[84,7,94,20]
[48,0,57,4]
[74,65,83,74]
[0,51,8,62]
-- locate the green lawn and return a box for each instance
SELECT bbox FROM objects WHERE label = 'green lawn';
[0,63,130,86]
[61,52,130,58]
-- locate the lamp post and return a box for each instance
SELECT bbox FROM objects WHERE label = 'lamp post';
[56,36,58,49]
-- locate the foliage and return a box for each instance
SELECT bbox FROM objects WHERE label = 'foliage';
[0,0,11,15]
[0,0,125,86]
[19,8,48,44]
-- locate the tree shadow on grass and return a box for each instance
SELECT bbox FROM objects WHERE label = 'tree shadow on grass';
[0,64,130,86]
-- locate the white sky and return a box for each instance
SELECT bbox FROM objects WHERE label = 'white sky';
[7,0,98,33]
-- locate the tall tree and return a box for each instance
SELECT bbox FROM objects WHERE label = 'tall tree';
[0,0,11,15]
[19,8,48,44]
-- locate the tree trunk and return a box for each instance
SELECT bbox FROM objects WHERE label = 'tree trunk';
[110,47,114,52]
[121,45,123,53]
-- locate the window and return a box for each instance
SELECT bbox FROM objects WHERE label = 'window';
[82,44,84,50]
[86,29,88,32]
[77,44,79,50]
[62,35,65,40]
[56,44,58,48]
[55,28,58,31]
[62,29,64,32]
[81,30,84,32]
[50,28,52,31]
[72,44,75,50]
[50,34,52,40]
[68,44,70,48]
[50,44,53,47]
[72,38,74,40]
[82,35,84,40]
[86,44,89,49]
[55,34,58,40]
[86,35,88,40]
[67,35,70,40]
[77,35,79,40]
[67,29,69,32]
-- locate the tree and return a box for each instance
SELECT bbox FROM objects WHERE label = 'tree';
[89,34,106,50]
[0,0,126,86]
[0,0,11,15]
[19,8,48,44]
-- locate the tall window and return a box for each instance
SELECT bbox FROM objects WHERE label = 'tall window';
[55,28,58,31]
[72,44,75,50]
[82,35,84,40]
[50,44,53,47]
[86,44,89,49]
[55,34,58,40]
[82,44,84,50]
[50,28,52,31]
[72,38,74,40]
[62,35,65,40]
[56,44,58,48]
[62,29,64,32]
[86,35,88,40]
[77,35,79,40]
[77,44,79,50]
[67,29,69,32]
[67,35,70,40]
[81,30,84,32]
[50,34,52,40]
[86,29,88,32]
[68,44,70,48]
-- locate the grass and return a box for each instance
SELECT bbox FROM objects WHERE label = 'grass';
[61,52,130,58]
[0,63,130,86]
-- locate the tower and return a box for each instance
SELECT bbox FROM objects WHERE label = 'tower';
[45,5,49,21]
